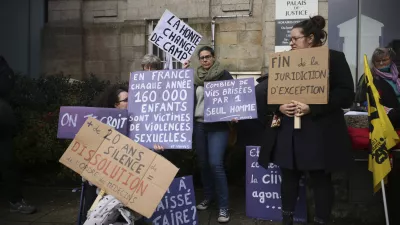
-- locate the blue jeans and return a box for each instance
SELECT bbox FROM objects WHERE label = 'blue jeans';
[194,122,229,209]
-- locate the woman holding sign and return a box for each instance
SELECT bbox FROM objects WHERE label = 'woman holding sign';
[258,16,354,225]
[193,46,236,223]
[82,85,148,224]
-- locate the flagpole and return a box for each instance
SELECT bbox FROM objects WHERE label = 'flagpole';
[381,180,390,225]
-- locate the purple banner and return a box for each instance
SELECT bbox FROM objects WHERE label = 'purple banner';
[147,176,198,225]
[204,78,257,122]
[128,69,194,149]
[246,146,307,222]
[57,106,128,139]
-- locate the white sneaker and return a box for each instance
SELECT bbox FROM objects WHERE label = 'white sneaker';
[196,199,211,210]
[217,209,230,223]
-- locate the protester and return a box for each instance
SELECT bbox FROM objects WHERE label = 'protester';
[141,54,163,71]
[84,54,169,225]
[0,56,36,214]
[355,47,400,128]
[192,46,237,223]
[257,16,354,225]
[81,85,130,222]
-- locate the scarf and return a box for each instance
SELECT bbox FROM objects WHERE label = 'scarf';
[373,63,400,92]
[194,61,225,86]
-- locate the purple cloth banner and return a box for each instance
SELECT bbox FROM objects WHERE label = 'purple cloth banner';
[246,146,307,222]
[147,176,198,225]
[204,78,257,122]
[128,69,194,149]
[57,106,128,139]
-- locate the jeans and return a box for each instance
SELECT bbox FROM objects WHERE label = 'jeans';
[280,168,334,222]
[194,122,229,209]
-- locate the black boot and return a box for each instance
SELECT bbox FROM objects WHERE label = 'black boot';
[282,210,294,225]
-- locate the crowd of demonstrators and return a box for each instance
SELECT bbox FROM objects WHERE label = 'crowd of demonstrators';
[2,13,374,225]
[355,47,400,128]
[257,16,355,225]
[0,56,36,215]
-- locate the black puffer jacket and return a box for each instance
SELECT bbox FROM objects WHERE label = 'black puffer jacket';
[0,56,17,161]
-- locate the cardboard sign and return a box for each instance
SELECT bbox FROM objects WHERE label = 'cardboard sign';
[147,176,198,225]
[128,69,194,150]
[204,78,258,122]
[57,106,128,139]
[246,146,307,222]
[59,117,179,218]
[267,46,329,104]
[149,9,202,63]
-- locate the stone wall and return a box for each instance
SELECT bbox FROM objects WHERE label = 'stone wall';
[42,0,328,81]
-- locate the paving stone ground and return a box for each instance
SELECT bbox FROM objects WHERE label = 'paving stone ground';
[0,186,373,225]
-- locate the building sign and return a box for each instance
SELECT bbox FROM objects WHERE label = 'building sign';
[275,0,319,52]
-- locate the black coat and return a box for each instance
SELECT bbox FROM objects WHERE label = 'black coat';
[258,49,355,172]
[355,73,400,128]
[236,75,274,147]
[0,56,16,163]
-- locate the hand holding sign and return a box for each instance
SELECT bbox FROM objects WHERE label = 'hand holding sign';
[128,69,194,149]
[204,78,258,122]
[293,101,311,117]
[268,47,329,129]
[149,10,202,63]
[59,117,179,218]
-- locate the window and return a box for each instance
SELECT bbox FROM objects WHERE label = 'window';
[147,20,188,69]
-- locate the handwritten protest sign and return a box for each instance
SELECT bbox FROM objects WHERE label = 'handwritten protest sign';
[246,146,307,222]
[57,106,128,139]
[128,69,194,149]
[204,78,257,122]
[59,117,179,218]
[148,176,198,225]
[267,46,329,104]
[149,9,202,63]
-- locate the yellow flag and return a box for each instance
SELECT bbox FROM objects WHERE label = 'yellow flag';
[364,55,399,193]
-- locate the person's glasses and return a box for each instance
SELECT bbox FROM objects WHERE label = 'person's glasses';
[199,55,212,61]
[375,58,391,65]
[118,98,128,103]
[290,36,305,42]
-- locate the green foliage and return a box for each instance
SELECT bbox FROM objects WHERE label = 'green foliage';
[8,73,199,182]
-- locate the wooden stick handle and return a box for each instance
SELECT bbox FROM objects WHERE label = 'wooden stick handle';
[294,116,301,129]
[89,189,106,211]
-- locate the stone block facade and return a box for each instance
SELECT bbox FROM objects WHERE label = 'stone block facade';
[43,0,329,82]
